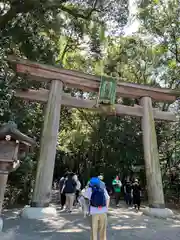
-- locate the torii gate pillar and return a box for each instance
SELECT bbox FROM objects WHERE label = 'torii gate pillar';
[21,80,63,219]
[141,97,173,218]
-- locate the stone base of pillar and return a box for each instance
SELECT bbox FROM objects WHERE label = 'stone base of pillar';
[142,207,173,218]
[21,205,57,219]
[0,217,3,231]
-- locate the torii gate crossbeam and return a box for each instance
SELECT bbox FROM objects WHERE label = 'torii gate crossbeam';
[7,55,179,219]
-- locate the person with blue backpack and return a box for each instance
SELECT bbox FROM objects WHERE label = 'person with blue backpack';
[84,177,110,240]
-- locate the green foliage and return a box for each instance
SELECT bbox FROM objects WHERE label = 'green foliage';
[0,0,130,206]
[138,0,180,88]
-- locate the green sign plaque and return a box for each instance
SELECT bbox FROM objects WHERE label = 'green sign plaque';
[98,77,117,105]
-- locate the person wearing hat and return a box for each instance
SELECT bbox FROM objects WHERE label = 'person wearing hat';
[84,177,110,240]
[132,178,141,211]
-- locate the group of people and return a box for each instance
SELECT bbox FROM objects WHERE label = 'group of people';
[59,172,81,213]
[124,178,142,210]
[105,175,141,211]
[57,172,142,240]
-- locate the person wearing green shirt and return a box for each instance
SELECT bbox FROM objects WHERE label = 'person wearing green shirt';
[112,176,122,207]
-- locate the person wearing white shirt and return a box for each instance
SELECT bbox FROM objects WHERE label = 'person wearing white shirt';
[73,174,81,205]
[84,177,110,240]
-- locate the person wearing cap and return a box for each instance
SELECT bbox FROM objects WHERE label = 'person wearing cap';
[132,178,141,211]
[84,177,110,240]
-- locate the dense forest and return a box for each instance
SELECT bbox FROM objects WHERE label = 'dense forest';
[0,0,180,206]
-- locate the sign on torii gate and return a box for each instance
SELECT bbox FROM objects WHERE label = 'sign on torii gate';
[8,55,179,219]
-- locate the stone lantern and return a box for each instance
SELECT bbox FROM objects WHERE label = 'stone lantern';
[0,121,35,231]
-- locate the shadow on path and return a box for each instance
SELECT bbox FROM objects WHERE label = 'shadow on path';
[1,205,180,239]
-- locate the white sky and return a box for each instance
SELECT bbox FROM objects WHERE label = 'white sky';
[124,0,139,35]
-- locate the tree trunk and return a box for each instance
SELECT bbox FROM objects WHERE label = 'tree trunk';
[31,80,63,207]
[141,96,165,208]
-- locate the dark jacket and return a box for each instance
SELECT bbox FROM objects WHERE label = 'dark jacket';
[124,182,132,194]
[64,176,77,194]
[132,183,141,197]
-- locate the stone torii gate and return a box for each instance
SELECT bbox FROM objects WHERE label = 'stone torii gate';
[8,56,179,218]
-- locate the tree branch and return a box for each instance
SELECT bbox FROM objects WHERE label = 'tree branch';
[0,1,35,30]
[0,6,17,30]
[160,1,180,63]
[60,0,99,20]
[0,0,99,31]
[78,109,97,132]
[169,32,180,63]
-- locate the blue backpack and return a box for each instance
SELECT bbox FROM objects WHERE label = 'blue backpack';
[90,186,106,208]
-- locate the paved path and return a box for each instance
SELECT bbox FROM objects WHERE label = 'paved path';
[1,205,180,239]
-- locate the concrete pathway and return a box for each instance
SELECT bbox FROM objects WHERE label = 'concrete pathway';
[1,205,180,239]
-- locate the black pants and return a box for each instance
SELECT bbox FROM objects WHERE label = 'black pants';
[133,195,141,209]
[61,193,66,207]
[114,192,121,205]
[125,193,132,205]
[74,190,80,206]
[76,190,80,200]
